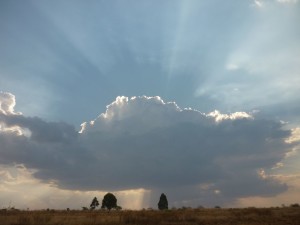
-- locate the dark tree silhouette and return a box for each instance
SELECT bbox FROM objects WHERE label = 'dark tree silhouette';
[90,197,99,210]
[158,193,168,210]
[101,193,118,211]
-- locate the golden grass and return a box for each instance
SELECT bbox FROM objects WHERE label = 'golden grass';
[1,207,300,225]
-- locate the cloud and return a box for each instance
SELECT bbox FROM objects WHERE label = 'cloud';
[252,0,298,7]
[0,93,294,206]
[253,0,264,8]
[277,0,298,3]
[0,92,19,115]
[0,164,147,210]
[226,63,239,71]
[286,128,300,144]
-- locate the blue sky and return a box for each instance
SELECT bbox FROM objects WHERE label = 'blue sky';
[0,0,300,209]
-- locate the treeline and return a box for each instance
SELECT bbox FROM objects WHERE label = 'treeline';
[85,193,168,211]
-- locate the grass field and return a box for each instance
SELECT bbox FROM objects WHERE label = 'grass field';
[1,207,300,225]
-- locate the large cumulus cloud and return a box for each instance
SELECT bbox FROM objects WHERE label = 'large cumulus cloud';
[0,92,293,206]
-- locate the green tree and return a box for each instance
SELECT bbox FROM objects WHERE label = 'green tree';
[101,193,118,211]
[158,193,168,210]
[90,197,99,210]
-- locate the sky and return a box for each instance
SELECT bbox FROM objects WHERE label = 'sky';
[0,0,300,210]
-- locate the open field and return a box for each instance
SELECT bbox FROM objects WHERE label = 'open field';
[1,207,300,225]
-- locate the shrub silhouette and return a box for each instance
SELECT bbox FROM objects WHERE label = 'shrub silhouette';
[158,193,168,210]
[90,197,99,210]
[101,193,118,211]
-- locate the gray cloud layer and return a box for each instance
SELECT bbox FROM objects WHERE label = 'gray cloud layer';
[0,92,292,205]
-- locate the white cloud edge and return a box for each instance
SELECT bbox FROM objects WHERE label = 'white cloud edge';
[80,95,253,133]
[0,91,21,115]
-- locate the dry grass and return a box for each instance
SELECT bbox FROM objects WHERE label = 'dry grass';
[1,207,300,225]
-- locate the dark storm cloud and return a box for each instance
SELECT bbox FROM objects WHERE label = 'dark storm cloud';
[0,93,292,205]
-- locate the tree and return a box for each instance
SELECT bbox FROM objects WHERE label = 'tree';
[158,193,168,210]
[90,197,99,210]
[101,193,118,211]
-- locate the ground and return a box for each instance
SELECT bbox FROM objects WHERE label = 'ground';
[1,207,300,225]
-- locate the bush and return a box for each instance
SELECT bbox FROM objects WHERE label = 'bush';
[290,203,300,208]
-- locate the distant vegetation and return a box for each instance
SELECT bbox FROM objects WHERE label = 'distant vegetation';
[1,207,300,225]
[158,193,168,210]
[101,193,120,211]
[89,197,99,210]
[87,192,166,211]
[2,193,300,225]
